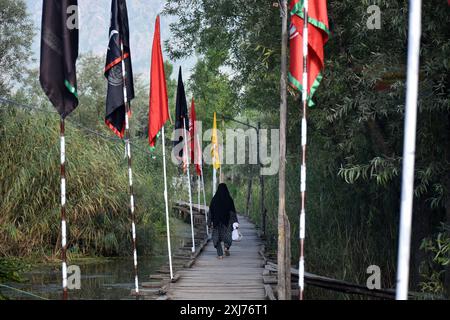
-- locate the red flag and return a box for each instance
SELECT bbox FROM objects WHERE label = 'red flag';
[289,0,329,106]
[189,98,202,176]
[148,16,169,147]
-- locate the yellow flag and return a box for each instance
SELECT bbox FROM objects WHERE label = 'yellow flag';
[211,112,221,170]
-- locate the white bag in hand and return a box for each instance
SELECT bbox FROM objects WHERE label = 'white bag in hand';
[232,222,242,241]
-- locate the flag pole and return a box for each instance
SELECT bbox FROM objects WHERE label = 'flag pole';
[213,167,217,195]
[196,133,209,238]
[396,0,422,300]
[60,118,68,300]
[183,120,196,253]
[198,175,201,224]
[299,0,310,301]
[120,41,139,295]
[201,168,210,239]
[161,126,174,279]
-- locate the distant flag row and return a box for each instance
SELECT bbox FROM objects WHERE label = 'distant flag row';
[38,0,208,298]
[39,0,207,160]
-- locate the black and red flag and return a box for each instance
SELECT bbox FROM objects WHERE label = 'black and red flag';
[173,67,189,159]
[40,0,79,118]
[104,0,134,138]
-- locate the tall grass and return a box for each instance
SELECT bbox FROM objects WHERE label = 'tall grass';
[0,107,176,259]
[229,140,398,299]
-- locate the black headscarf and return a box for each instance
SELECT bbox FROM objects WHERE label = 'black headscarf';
[209,183,236,226]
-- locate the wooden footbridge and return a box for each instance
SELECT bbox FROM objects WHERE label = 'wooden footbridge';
[137,201,405,300]
[167,214,265,300]
[137,201,269,300]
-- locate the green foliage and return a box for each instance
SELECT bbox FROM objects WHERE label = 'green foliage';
[0,258,29,283]
[338,157,401,186]
[0,0,448,299]
[1,42,180,259]
[164,0,450,296]
[0,0,34,96]
[189,59,239,121]
[419,224,450,297]
[0,106,177,258]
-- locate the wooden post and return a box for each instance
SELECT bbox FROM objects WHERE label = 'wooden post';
[246,167,253,217]
[278,0,292,300]
[257,122,266,236]
[245,120,254,217]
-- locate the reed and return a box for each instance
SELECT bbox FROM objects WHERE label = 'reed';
[0,107,175,260]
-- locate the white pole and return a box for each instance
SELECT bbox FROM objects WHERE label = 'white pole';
[120,41,139,294]
[60,119,68,300]
[201,170,210,239]
[213,168,217,195]
[298,0,309,300]
[196,133,209,237]
[396,0,422,301]
[198,177,201,221]
[161,126,173,279]
[183,124,196,253]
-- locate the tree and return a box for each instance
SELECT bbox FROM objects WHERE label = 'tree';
[0,0,34,96]
[188,59,238,121]
[165,0,449,297]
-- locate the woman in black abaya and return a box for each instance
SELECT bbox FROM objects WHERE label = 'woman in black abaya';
[208,183,239,259]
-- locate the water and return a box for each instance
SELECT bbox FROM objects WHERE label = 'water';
[1,255,166,300]
[1,219,193,300]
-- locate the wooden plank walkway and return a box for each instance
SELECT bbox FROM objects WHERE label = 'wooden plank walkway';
[166,215,265,300]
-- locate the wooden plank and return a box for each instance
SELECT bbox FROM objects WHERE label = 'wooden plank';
[149,274,168,280]
[165,214,265,300]
[141,281,162,289]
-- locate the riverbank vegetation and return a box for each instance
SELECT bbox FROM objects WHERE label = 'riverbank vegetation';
[0,0,449,299]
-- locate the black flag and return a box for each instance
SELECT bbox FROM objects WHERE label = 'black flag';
[40,0,79,118]
[173,67,189,157]
[104,0,134,138]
